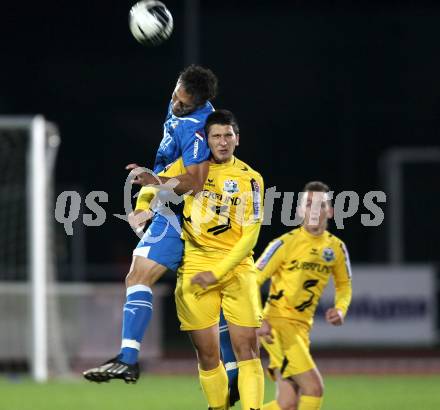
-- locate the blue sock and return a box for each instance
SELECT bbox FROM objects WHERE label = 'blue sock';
[119,284,153,365]
[219,310,238,386]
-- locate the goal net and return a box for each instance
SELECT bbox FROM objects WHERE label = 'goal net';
[0,116,67,381]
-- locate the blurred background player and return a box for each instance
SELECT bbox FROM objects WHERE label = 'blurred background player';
[256,181,353,410]
[176,110,265,410]
[83,64,218,383]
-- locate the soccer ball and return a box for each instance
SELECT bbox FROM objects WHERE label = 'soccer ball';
[129,1,173,46]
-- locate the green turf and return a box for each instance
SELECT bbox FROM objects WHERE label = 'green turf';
[1,374,440,410]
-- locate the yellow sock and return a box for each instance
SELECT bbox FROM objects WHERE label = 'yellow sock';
[298,395,323,410]
[238,358,265,409]
[263,400,281,410]
[198,362,229,409]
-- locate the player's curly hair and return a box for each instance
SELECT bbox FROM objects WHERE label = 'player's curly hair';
[179,64,218,105]
[205,109,239,135]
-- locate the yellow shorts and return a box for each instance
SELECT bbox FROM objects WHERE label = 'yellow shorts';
[175,251,262,331]
[260,317,316,378]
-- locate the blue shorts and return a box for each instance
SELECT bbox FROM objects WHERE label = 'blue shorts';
[133,215,183,272]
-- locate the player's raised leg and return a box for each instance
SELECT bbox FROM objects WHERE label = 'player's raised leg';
[120,256,167,365]
[83,255,168,383]
[190,325,229,410]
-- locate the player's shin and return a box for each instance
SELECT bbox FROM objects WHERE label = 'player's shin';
[237,358,265,409]
[120,284,153,364]
[199,362,229,409]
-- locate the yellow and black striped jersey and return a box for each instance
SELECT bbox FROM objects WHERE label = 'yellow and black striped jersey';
[256,227,352,329]
[182,155,264,253]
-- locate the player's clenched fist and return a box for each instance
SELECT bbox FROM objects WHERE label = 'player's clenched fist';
[325,308,344,326]
[126,163,156,186]
[128,209,153,232]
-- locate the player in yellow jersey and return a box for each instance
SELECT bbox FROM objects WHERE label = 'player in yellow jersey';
[175,109,265,410]
[130,148,243,407]
[256,181,353,410]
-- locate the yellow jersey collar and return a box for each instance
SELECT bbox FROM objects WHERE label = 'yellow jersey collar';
[210,155,235,168]
[299,226,326,240]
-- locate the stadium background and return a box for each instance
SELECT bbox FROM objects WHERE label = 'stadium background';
[1,0,440,407]
[2,0,439,267]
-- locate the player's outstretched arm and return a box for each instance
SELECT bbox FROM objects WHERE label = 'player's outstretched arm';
[127,185,157,232]
[170,161,209,194]
[126,161,209,195]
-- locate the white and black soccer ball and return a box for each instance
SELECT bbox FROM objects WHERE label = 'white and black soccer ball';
[129,1,173,46]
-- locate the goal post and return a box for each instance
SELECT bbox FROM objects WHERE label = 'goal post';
[30,116,48,382]
[0,116,167,381]
[0,116,61,382]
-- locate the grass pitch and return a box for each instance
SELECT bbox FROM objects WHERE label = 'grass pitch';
[1,374,440,410]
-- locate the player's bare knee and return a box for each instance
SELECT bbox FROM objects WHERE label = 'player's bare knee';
[314,381,324,397]
[125,266,154,287]
[314,376,324,396]
[235,348,258,362]
[303,380,324,397]
[278,398,297,410]
[125,268,142,287]
[198,357,219,371]
[233,338,258,362]
[308,387,324,397]
[196,348,220,370]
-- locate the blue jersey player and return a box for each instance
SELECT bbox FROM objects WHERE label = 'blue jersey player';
[83,65,219,384]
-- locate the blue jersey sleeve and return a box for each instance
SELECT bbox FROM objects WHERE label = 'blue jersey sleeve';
[180,122,211,167]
